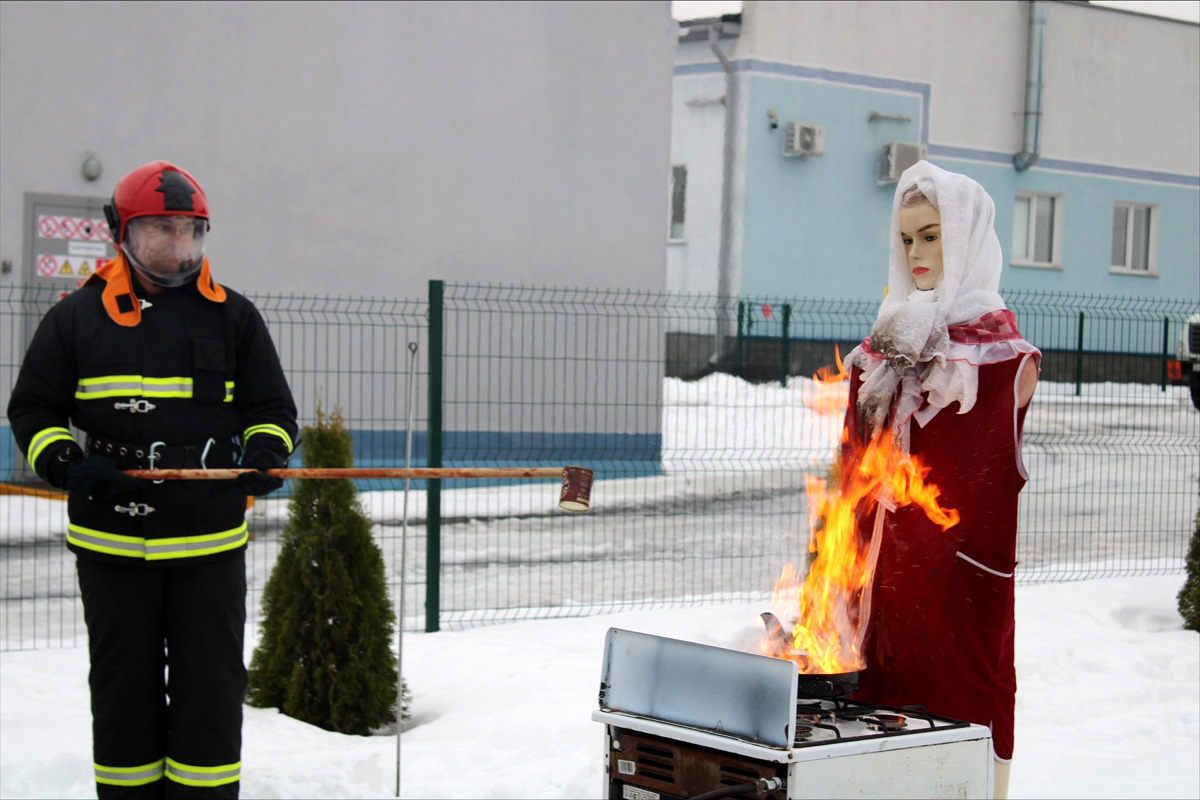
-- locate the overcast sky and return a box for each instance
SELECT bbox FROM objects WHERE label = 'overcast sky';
[671,1,1200,24]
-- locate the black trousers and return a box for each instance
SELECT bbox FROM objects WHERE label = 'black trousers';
[76,553,247,799]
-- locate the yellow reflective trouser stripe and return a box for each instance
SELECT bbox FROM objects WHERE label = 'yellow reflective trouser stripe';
[67,523,248,561]
[95,759,165,786]
[75,376,236,401]
[244,423,294,453]
[27,426,75,467]
[165,758,241,787]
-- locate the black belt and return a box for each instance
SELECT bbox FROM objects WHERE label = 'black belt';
[84,434,237,470]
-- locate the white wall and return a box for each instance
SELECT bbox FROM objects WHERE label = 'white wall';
[736,0,1199,173]
[0,0,677,298]
[1041,1,1200,174]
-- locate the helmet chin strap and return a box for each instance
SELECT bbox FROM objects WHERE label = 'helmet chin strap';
[121,243,203,289]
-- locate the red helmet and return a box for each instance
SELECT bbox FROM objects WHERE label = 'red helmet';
[103,160,209,245]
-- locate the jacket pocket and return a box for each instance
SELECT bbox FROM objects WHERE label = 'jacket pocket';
[943,550,1016,630]
[192,338,228,403]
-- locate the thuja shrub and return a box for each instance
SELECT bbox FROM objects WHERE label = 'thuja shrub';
[1179,509,1200,632]
[247,405,410,734]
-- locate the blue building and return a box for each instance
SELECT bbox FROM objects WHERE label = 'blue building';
[668,1,1199,325]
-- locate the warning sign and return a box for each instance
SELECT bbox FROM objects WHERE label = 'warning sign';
[57,218,78,239]
[98,221,112,243]
[37,254,58,277]
[38,215,59,238]
[77,260,92,276]
[59,260,74,276]
[78,219,97,240]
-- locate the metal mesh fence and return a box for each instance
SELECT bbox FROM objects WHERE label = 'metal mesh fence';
[2,282,1197,650]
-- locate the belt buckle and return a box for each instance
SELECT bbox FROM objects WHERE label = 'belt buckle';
[147,441,166,484]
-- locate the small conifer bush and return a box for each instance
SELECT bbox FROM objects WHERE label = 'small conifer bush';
[247,405,410,734]
[1178,509,1200,632]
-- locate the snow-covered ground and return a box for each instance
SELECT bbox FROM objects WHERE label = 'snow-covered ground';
[1,375,1197,797]
[1,574,1196,798]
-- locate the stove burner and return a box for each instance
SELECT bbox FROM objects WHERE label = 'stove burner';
[832,705,876,720]
[796,713,823,726]
[793,725,813,742]
[863,714,908,732]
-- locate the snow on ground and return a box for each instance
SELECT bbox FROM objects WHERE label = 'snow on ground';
[1,574,1196,799]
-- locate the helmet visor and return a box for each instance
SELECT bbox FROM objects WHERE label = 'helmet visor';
[126,216,207,277]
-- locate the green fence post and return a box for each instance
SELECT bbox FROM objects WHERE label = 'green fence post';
[1161,316,1170,392]
[736,301,746,378]
[1074,310,1084,397]
[425,280,443,633]
[780,304,792,388]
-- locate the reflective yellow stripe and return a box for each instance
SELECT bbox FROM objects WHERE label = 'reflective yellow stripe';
[67,523,248,561]
[244,424,294,453]
[95,759,165,786]
[27,426,75,467]
[165,758,240,787]
[74,375,236,401]
[145,524,248,560]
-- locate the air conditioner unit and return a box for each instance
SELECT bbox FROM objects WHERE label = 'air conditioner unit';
[878,142,928,184]
[783,123,825,157]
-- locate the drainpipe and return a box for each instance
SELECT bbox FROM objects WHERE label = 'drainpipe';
[709,23,737,366]
[1014,1,1046,172]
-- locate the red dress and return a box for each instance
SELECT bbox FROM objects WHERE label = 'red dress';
[846,355,1033,761]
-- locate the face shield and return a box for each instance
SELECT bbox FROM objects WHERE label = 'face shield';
[123,215,207,288]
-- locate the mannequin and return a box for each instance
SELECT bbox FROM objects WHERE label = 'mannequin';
[844,162,1039,800]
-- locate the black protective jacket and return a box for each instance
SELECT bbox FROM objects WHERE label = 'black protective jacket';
[7,266,297,566]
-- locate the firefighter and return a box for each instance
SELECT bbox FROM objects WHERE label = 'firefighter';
[7,160,298,798]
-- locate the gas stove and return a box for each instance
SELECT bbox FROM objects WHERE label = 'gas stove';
[593,628,993,799]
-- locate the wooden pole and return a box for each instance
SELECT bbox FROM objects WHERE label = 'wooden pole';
[122,467,569,480]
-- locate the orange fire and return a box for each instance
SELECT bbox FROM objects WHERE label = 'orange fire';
[801,345,849,417]
[763,358,960,674]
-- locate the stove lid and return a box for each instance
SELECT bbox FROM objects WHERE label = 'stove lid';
[598,628,798,749]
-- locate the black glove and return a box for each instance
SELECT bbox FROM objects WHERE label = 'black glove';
[236,444,286,497]
[66,454,142,501]
[44,442,83,490]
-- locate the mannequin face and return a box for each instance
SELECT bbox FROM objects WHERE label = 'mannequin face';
[899,202,943,291]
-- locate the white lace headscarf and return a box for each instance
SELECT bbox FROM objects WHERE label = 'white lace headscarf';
[847,161,1034,448]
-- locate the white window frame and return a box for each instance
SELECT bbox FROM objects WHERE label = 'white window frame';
[1011,191,1064,269]
[1109,201,1159,277]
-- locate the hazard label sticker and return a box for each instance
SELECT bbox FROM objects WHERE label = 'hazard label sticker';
[58,260,74,276]
[77,260,92,276]
[37,254,59,277]
[38,215,59,238]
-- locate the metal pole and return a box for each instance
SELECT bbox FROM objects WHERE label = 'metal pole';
[1161,316,1170,392]
[1075,310,1085,397]
[396,341,418,799]
[781,304,792,388]
[427,280,444,633]
[737,301,745,379]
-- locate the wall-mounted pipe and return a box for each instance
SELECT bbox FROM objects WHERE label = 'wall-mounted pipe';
[1014,1,1046,172]
[709,22,736,364]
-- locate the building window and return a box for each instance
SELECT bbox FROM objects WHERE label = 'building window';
[669,165,687,241]
[1011,192,1062,268]
[1111,202,1157,275]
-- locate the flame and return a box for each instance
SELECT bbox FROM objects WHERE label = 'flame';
[763,354,960,675]
[801,345,849,416]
